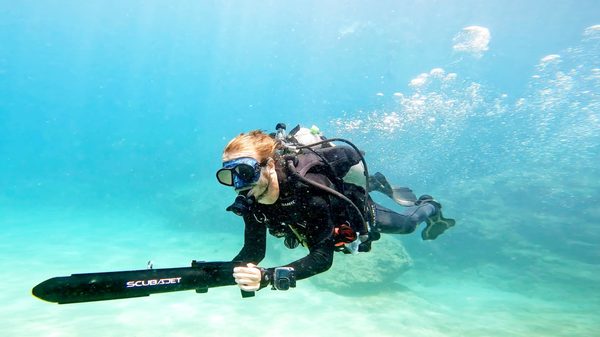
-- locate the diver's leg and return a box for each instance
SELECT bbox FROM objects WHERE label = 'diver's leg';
[372,195,455,239]
[372,201,436,234]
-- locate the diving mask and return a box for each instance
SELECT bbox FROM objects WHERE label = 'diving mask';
[216,157,266,190]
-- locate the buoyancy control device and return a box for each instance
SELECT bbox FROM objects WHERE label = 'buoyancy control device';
[272,123,377,253]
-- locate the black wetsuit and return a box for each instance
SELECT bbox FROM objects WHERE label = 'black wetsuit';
[233,168,339,280]
[232,161,436,282]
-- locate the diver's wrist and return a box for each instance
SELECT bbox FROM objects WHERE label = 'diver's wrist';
[259,267,296,291]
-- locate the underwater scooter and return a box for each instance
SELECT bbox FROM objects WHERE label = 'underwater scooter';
[32,260,256,304]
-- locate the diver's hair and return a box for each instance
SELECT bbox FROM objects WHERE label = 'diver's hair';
[223,130,278,161]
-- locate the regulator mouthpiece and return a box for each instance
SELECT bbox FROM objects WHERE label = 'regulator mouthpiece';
[226,194,256,216]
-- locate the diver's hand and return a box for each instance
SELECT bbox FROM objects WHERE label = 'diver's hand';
[233,263,262,292]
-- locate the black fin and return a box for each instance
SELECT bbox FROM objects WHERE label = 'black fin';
[421,209,456,240]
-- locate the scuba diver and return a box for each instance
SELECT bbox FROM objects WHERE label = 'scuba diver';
[217,124,455,292]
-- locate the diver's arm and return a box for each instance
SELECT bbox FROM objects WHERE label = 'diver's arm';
[235,238,334,292]
[265,193,336,282]
[233,197,337,291]
[232,214,266,264]
[277,236,335,280]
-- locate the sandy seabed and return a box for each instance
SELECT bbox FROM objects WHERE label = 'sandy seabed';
[2,205,598,337]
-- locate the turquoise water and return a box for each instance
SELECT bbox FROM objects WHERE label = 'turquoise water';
[1,1,599,336]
